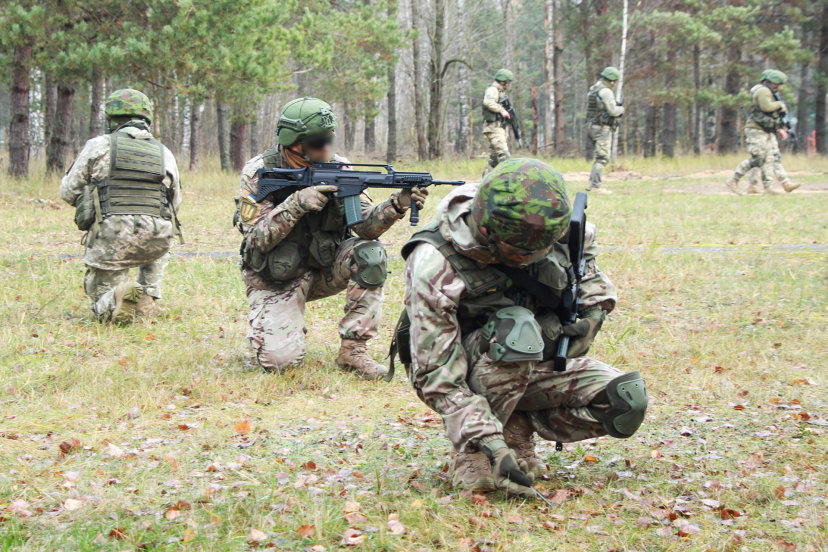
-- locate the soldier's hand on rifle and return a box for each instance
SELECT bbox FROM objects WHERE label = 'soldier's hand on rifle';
[395,186,429,211]
[778,128,789,141]
[561,308,605,358]
[293,184,339,213]
[501,109,511,119]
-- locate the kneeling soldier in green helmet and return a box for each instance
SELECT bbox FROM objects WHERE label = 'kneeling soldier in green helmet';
[728,69,800,195]
[235,97,428,380]
[60,88,183,324]
[398,158,647,496]
[586,67,625,194]
[481,69,514,174]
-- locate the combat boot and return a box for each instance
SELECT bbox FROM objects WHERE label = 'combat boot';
[135,294,162,319]
[591,186,613,195]
[503,412,546,480]
[746,183,762,194]
[725,176,742,195]
[782,180,800,193]
[451,450,496,492]
[336,338,388,380]
[765,186,784,195]
[111,282,144,324]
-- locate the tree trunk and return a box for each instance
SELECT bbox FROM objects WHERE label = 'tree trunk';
[8,43,32,177]
[795,62,808,154]
[454,0,471,155]
[427,0,446,159]
[250,119,259,158]
[363,114,376,155]
[216,100,232,171]
[816,4,828,154]
[411,0,428,160]
[343,106,355,152]
[644,102,657,157]
[719,47,741,153]
[89,74,103,139]
[612,0,629,164]
[553,0,563,147]
[531,85,539,154]
[692,45,701,155]
[386,59,398,162]
[230,121,248,171]
[189,101,204,172]
[46,82,76,174]
[662,51,676,157]
[44,74,57,149]
[544,0,555,149]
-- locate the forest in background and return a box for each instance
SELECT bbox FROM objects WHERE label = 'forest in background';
[2,0,828,178]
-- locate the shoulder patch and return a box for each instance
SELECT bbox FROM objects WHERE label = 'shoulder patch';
[239,197,260,223]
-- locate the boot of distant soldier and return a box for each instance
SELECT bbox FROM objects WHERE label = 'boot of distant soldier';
[781,179,800,193]
[111,282,144,324]
[503,412,546,480]
[765,186,784,195]
[135,294,162,319]
[450,450,496,492]
[590,186,613,195]
[746,182,762,194]
[336,338,388,380]
[725,176,742,196]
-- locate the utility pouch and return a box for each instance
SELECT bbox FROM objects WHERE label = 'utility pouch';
[267,241,303,281]
[74,184,97,231]
[309,232,339,267]
[536,312,563,361]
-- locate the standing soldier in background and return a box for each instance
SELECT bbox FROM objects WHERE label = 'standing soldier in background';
[235,97,427,380]
[481,69,515,175]
[744,70,800,195]
[397,158,647,496]
[728,70,799,195]
[586,67,625,194]
[60,89,183,324]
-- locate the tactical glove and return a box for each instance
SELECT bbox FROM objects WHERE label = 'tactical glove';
[562,308,606,358]
[292,184,339,213]
[393,186,429,211]
[482,438,535,498]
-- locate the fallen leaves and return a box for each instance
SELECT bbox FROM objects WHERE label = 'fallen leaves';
[387,513,406,535]
[106,442,124,458]
[342,528,366,546]
[59,438,81,457]
[63,498,83,512]
[296,524,315,538]
[7,500,33,518]
[248,528,267,543]
[164,507,181,521]
[235,420,251,435]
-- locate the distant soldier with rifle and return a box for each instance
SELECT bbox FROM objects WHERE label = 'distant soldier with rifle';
[481,69,520,175]
[234,97,432,379]
[60,88,183,324]
[392,158,647,498]
[728,69,800,195]
[743,70,800,195]
[586,66,625,194]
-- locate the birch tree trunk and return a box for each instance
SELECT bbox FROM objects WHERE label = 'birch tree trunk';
[544,0,555,150]
[454,0,471,155]
[411,0,428,160]
[89,74,103,140]
[611,0,628,165]
[189,101,204,172]
[9,43,32,177]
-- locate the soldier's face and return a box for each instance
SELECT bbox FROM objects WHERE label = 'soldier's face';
[302,134,334,162]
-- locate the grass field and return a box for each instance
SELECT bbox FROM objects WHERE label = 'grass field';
[1,153,827,551]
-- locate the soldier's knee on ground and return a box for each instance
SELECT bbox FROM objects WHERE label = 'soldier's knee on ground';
[589,371,648,438]
[352,240,388,289]
[256,345,305,373]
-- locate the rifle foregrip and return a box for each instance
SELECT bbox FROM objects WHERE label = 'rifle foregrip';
[343,195,364,226]
[553,337,569,372]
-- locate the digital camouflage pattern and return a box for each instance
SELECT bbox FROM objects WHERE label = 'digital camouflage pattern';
[482,81,511,167]
[60,126,181,321]
[470,158,571,251]
[404,183,620,453]
[586,80,624,189]
[238,149,406,371]
[748,133,789,190]
[105,89,153,123]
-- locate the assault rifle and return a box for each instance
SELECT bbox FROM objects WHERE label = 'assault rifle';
[554,192,588,372]
[255,163,464,227]
[498,96,522,147]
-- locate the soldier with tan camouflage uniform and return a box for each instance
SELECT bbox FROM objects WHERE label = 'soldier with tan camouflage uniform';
[235,97,427,380]
[586,67,625,194]
[482,69,514,174]
[60,88,182,324]
[728,70,799,195]
[396,158,647,497]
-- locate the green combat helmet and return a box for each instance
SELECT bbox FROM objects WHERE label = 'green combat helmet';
[766,69,787,84]
[105,88,153,124]
[277,97,337,147]
[494,68,514,83]
[470,158,572,255]
[600,66,621,82]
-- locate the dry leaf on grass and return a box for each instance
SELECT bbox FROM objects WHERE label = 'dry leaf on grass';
[387,518,406,535]
[108,527,127,540]
[342,528,366,546]
[164,507,181,521]
[248,528,267,542]
[345,512,368,524]
[64,498,83,511]
[8,500,33,517]
[296,524,315,538]
[343,501,362,513]
[235,420,251,435]
[107,443,124,458]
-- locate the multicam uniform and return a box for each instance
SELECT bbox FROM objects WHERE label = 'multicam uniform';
[402,183,629,454]
[482,81,510,168]
[60,125,182,321]
[746,85,790,191]
[586,80,624,190]
[237,147,406,371]
[732,84,786,190]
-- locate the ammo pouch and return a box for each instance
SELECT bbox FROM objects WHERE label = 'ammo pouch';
[750,109,779,133]
[482,105,500,123]
[241,239,304,283]
[74,183,99,231]
[536,312,563,361]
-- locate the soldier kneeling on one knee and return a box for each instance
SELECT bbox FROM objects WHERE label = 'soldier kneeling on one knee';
[234,97,428,380]
[394,158,647,497]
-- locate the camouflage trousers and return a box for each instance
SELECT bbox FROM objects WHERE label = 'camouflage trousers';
[733,127,773,185]
[246,238,383,372]
[483,123,510,167]
[748,133,788,188]
[588,124,612,188]
[463,331,623,444]
[84,253,170,321]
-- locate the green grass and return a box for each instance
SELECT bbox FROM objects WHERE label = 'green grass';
[1,156,827,551]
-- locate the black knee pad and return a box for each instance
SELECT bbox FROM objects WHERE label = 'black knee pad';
[353,241,388,288]
[599,371,648,438]
[749,154,763,169]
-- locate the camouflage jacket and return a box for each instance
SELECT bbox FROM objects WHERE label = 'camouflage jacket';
[482,82,508,128]
[59,126,182,270]
[746,84,785,132]
[237,147,405,291]
[403,184,617,452]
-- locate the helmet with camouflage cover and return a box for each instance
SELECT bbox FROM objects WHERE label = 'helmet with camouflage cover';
[105,88,153,124]
[766,69,787,84]
[277,97,337,146]
[470,158,571,257]
[600,66,621,82]
[494,69,514,83]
